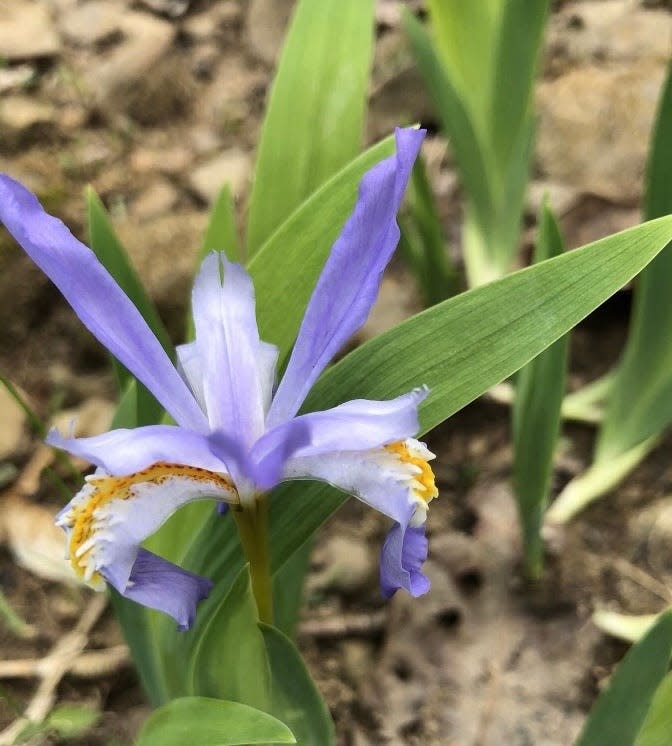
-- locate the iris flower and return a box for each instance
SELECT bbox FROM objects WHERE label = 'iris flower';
[0,127,437,630]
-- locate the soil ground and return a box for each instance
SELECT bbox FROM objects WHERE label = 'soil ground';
[2,1,672,744]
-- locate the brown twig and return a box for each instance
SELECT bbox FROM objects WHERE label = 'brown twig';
[0,594,108,746]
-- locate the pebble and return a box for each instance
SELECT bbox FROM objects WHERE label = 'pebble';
[246,0,295,65]
[537,61,665,203]
[0,95,56,141]
[189,148,251,203]
[59,0,123,47]
[0,3,61,60]
[132,180,180,222]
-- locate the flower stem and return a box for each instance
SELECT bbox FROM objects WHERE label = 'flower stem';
[233,494,274,625]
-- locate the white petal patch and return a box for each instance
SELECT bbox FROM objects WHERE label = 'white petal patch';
[283,437,438,527]
[57,462,239,590]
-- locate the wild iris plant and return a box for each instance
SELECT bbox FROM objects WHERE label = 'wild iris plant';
[0,128,438,631]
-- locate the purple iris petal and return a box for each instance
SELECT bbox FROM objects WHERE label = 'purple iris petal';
[0,175,206,433]
[255,388,427,463]
[191,253,273,447]
[283,450,414,524]
[380,521,430,599]
[267,127,426,426]
[47,425,224,475]
[106,549,213,631]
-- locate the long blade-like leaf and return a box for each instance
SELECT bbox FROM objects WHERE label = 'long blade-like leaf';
[512,201,568,577]
[166,216,672,671]
[597,54,672,461]
[575,610,672,746]
[246,0,374,254]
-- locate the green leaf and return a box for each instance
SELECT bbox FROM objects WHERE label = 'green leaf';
[399,153,459,305]
[175,216,672,641]
[261,624,335,746]
[201,184,241,262]
[87,188,168,425]
[136,697,296,746]
[46,704,99,739]
[272,540,313,639]
[597,53,672,461]
[246,0,374,255]
[512,201,568,577]
[490,0,549,178]
[426,0,501,131]
[575,610,672,746]
[634,671,672,746]
[188,565,271,710]
[404,10,494,240]
[264,216,672,575]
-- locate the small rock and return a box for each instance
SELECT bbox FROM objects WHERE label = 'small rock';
[131,145,192,175]
[0,385,27,460]
[132,180,180,221]
[246,0,295,65]
[342,640,376,685]
[190,125,222,156]
[537,62,665,203]
[548,2,672,69]
[0,94,57,145]
[310,536,377,595]
[59,0,123,47]
[139,0,191,18]
[0,2,61,60]
[82,11,179,122]
[189,148,251,203]
[0,64,35,95]
[526,180,580,219]
[1,493,77,585]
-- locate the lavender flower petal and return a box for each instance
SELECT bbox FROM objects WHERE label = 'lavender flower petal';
[282,450,416,524]
[47,425,225,475]
[0,175,206,432]
[191,253,277,446]
[254,388,427,465]
[380,521,430,599]
[106,549,212,631]
[268,127,425,426]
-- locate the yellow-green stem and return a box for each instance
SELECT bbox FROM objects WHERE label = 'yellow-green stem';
[233,494,274,625]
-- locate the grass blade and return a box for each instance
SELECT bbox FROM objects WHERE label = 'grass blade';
[246,0,374,254]
[512,201,568,577]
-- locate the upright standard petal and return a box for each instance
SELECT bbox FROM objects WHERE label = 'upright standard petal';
[268,127,426,426]
[191,253,277,447]
[47,424,225,475]
[0,175,207,432]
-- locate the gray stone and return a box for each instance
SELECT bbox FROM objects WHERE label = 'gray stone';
[59,1,123,47]
[0,65,35,95]
[0,95,56,142]
[83,11,177,119]
[246,0,295,65]
[189,148,251,203]
[0,2,61,60]
[132,180,180,221]
[139,0,190,18]
[536,61,665,203]
[548,2,672,68]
